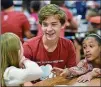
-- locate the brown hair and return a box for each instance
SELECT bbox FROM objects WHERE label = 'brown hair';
[38,4,66,25]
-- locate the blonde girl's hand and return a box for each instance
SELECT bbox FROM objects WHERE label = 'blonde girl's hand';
[52,67,69,77]
[60,68,70,77]
[24,82,33,86]
[51,67,64,76]
[19,56,27,68]
[77,72,93,83]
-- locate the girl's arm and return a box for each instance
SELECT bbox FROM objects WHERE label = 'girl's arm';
[52,59,90,78]
[4,60,43,86]
[67,59,90,77]
[77,68,101,82]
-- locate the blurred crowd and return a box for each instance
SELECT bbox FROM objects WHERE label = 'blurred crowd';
[19,0,101,60]
[1,0,101,86]
[1,0,101,60]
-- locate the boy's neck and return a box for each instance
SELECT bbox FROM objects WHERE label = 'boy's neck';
[42,36,59,52]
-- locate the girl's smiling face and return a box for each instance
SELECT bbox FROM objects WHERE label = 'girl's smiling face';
[83,37,101,62]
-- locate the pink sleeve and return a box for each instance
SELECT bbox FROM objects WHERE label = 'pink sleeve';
[68,59,90,77]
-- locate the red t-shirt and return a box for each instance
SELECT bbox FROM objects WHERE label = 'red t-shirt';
[1,11,30,43]
[23,36,76,69]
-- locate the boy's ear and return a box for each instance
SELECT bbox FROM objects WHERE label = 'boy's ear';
[65,20,70,27]
[61,23,66,29]
[61,21,70,29]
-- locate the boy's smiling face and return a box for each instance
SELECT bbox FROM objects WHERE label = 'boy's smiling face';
[42,15,64,41]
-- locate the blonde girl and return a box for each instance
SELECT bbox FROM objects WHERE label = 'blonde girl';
[1,33,43,86]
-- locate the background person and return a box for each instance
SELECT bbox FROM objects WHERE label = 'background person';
[1,0,34,43]
[87,16,101,33]
[28,1,41,35]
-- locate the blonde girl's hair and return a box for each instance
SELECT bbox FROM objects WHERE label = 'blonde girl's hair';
[1,33,21,86]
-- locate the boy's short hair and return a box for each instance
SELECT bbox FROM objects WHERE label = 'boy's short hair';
[38,4,66,25]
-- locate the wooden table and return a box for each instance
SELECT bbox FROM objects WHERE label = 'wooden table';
[33,76,101,86]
